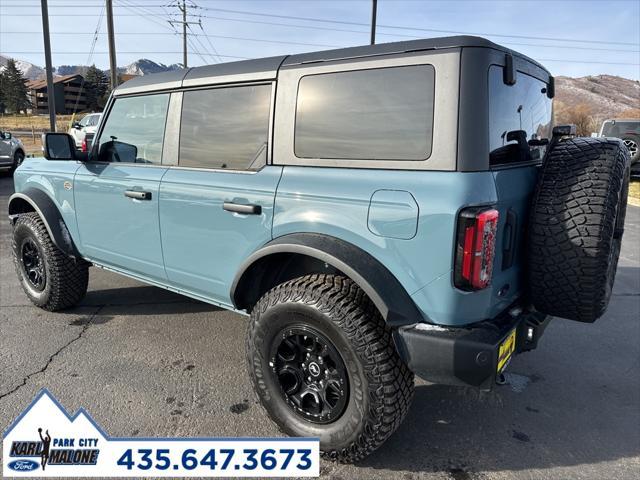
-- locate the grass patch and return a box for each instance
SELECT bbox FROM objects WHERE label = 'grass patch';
[0,114,77,133]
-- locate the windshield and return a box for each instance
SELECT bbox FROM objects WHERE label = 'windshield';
[488,65,552,166]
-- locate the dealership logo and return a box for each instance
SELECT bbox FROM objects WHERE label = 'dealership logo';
[2,390,104,477]
[2,389,319,477]
[9,426,99,471]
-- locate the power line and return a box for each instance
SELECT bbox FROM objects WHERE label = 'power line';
[2,29,638,55]
[191,0,223,63]
[71,5,105,115]
[3,4,639,48]
[2,51,249,58]
[186,6,640,47]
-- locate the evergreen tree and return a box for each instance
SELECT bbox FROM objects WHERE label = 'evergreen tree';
[0,59,30,113]
[0,69,6,114]
[83,65,109,111]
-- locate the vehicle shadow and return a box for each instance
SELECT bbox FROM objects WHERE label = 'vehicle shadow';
[356,265,639,475]
[357,372,639,474]
[58,285,223,325]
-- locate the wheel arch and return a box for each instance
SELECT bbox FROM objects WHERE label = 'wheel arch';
[8,189,81,260]
[231,233,425,327]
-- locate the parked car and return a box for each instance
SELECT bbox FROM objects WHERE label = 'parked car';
[0,130,26,173]
[68,113,101,150]
[598,119,640,174]
[8,36,631,462]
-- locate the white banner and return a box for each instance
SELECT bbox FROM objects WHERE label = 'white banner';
[2,390,319,477]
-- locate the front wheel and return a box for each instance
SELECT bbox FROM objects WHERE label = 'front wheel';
[246,274,414,463]
[12,213,89,311]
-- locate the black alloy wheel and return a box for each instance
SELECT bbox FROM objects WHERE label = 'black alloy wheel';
[270,325,348,424]
[21,237,46,291]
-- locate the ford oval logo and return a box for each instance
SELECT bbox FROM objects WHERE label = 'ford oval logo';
[8,459,39,471]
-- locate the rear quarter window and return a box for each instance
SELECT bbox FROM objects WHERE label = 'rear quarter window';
[294,65,435,161]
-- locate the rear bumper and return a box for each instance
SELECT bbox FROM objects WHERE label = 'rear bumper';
[393,308,549,391]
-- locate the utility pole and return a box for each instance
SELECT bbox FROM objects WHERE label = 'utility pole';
[182,0,187,68]
[106,0,118,90]
[169,1,199,68]
[40,0,56,132]
[370,0,377,45]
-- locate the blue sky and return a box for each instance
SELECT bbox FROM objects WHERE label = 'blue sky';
[1,0,639,79]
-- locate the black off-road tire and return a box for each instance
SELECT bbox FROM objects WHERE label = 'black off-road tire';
[9,150,24,174]
[528,137,630,323]
[12,212,89,311]
[246,274,414,463]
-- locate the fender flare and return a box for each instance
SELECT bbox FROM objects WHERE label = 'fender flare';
[230,233,425,327]
[8,188,81,260]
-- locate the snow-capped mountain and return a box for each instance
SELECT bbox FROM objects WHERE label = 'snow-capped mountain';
[0,55,45,80]
[121,58,183,76]
[0,55,183,80]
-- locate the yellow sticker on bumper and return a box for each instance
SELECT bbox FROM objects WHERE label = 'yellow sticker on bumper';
[498,329,517,373]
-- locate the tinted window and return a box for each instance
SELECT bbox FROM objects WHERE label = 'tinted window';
[489,65,552,165]
[179,85,271,170]
[601,120,640,137]
[97,94,169,164]
[294,65,435,160]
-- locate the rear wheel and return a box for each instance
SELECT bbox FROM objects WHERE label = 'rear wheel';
[246,274,414,463]
[528,137,630,322]
[622,137,638,162]
[9,150,24,173]
[12,213,89,311]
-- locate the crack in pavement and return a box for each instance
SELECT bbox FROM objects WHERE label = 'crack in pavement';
[0,305,105,401]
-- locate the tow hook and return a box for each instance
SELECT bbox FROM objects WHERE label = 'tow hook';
[496,372,507,386]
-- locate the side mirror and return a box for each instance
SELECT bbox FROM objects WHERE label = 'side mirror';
[3,132,12,140]
[42,133,76,160]
[72,122,82,129]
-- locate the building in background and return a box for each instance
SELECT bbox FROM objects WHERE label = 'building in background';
[26,74,86,114]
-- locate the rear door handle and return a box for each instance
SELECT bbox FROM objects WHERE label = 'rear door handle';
[223,202,261,215]
[124,190,152,200]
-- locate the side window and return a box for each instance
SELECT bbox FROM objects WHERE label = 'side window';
[179,84,271,170]
[488,65,552,166]
[79,116,90,127]
[294,65,435,161]
[96,93,169,164]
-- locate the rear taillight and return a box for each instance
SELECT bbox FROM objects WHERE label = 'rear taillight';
[81,137,87,153]
[454,207,499,291]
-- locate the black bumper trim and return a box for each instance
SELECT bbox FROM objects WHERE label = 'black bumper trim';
[394,310,549,391]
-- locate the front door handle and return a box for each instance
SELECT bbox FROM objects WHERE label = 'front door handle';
[223,202,261,215]
[124,190,152,200]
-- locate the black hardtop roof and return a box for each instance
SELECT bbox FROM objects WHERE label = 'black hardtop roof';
[114,35,548,95]
[282,35,541,67]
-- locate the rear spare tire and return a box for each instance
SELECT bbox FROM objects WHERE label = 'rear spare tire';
[528,137,630,323]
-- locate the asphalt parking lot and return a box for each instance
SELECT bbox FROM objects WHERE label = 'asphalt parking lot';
[0,170,638,480]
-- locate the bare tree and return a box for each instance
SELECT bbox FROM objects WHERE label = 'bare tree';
[555,102,597,136]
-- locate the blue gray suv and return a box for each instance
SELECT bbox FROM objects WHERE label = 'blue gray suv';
[8,36,630,462]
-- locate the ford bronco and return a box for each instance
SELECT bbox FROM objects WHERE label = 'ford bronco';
[9,36,630,462]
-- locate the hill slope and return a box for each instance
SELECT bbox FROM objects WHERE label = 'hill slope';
[555,75,639,121]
